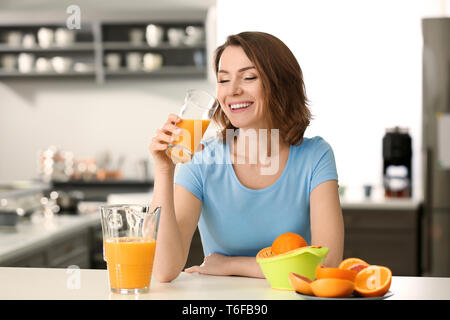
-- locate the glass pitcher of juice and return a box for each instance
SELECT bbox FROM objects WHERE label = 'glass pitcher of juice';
[100,204,161,294]
[166,89,219,164]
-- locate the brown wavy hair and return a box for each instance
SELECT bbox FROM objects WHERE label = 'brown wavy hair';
[213,31,312,146]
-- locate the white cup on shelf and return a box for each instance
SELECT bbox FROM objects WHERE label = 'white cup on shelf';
[1,54,17,71]
[5,31,22,46]
[146,24,164,47]
[184,26,204,46]
[143,53,163,71]
[22,33,36,48]
[105,53,121,71]
[55,28,75,47]
[35,57,52,73]
[126,52,142,71]
[51,56,72,73]
[37,28,54,48]
[167,28,185,47]
[18,53,35,73]
[129,28,144,45]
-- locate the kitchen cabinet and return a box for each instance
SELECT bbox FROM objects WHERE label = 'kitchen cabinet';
[186,227,204,268]
[0,11,207,83]
[342,204,421,276]
[0,214,100,269]
[7,251,47,268]
[46,229,90,268]
[1,228,91,269]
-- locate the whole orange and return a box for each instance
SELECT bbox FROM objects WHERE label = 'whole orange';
[271,232,308,254]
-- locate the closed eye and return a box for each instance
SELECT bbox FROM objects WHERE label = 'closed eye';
[218,79,229,83]
[245,76,257,80]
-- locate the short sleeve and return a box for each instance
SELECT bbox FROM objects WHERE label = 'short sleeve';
[309,140,338,194]
[174,161,204,201]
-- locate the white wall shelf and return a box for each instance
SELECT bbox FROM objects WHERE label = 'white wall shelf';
[0,14,207,84]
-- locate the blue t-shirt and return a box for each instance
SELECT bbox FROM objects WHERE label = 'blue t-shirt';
[174,136,338,257]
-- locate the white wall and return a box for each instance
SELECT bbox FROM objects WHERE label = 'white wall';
[216,0,449,200]
[1,0,448,197]
[0,79,215,181]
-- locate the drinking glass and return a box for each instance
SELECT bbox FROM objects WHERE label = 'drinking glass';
[100,204,161,294]
[166,89,219,164]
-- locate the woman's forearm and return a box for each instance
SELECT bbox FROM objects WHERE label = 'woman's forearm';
[152,168,185,282]
[184,253,266,278]
[229,256,265,278]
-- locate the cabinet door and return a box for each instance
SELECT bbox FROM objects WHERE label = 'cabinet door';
[343,209,419,276]
[343,209,417,230]
[50,248,90,269]
[7,251,47,268]
[185,227,204,268]
[47,229,91,268]
[344,230,418,275]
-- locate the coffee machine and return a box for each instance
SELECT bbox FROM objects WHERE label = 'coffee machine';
[382,127,412,198]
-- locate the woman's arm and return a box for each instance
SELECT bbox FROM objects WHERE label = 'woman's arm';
[310,180,344,267]
[184,253,265,278]
[150,112,203,282]
[152,178,202,282]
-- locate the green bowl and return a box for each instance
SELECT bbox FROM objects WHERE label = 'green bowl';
[256,246,329,290]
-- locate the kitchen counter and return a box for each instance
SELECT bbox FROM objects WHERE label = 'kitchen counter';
[340,197,422,210]
[0,267,448,300]
[0,213,100,265]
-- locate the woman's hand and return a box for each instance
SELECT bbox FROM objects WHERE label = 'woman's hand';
[184,253,266,278]
[184,253,233,276]
[149,113,182,173]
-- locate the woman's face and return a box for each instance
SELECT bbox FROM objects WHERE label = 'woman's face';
[216,45,266,130]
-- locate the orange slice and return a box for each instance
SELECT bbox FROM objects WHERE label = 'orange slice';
[354,265,392,297]
[315,265,358,282]
[288,272,313,296]
[310,278,355,298]
[338,257,370,270]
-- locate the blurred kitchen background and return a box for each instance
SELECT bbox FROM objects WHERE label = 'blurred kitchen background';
[0,0,449,277]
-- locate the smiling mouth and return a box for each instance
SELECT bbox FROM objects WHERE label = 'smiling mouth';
[228,102,253,111]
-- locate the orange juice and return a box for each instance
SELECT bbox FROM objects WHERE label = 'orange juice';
[167,119,211,163]
[104,237,156,291]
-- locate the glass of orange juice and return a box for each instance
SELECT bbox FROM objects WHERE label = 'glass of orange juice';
[166,89,219,164]
[100,204,161,294]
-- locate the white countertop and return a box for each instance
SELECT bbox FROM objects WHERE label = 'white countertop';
[0,267,448,300]
[340,197,421,210]
[0,213,100,264]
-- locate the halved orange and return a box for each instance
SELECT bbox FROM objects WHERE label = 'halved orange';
[310,278,355,298]
[354,265,392,297]
[349,263,369,273]
[288,272,313,296]
[316,265,358,282]
[338,257,370,270]
[271,232,308,254]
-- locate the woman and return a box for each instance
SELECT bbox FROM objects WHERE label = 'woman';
[150,31,344,282]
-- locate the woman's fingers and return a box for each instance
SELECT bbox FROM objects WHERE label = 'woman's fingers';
[149,113,181,155]
[150,131,172,152]
[168,113,182,124]
[162,122,182,136]
[156,128,175,144]
[184,265,201,273]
